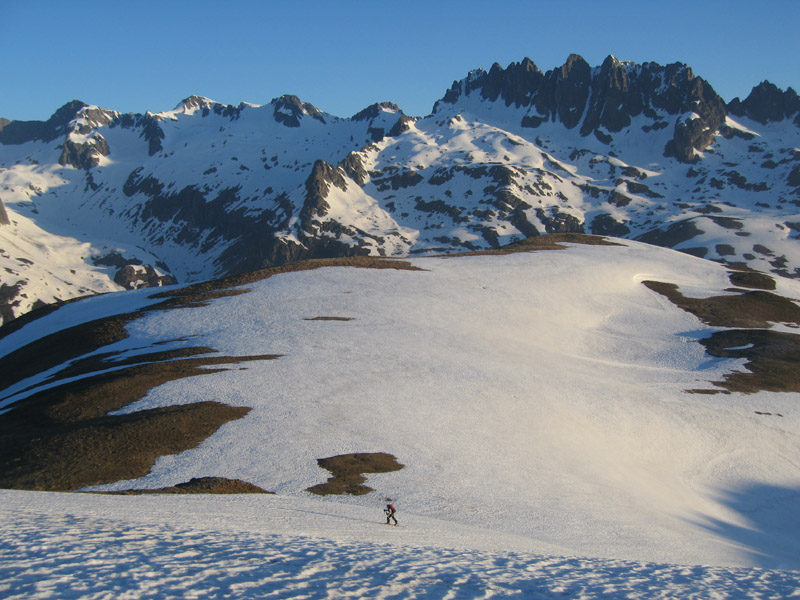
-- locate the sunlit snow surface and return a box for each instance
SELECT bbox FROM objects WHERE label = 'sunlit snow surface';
[2,491,799,600]
[2,241,800,597]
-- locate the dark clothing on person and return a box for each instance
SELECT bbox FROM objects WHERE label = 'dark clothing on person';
[385,504,398,525]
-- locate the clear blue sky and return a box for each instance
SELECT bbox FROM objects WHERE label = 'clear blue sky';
[3,0,798,121]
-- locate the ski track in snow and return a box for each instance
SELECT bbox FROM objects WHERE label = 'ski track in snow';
[2,492,798,600]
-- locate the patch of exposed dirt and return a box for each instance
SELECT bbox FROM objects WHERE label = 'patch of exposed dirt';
[107,477,273,495]
[0,313,138,394]
[148,255,425,310]
[0,255,425,493]
[306,453,404,496]
[0,354,277,491]
[689,329,800,394]
[303,316,354,321]
[642,281,800,329]
[436,233,624,258]
[643,275,800,394]
[727,269,777,291]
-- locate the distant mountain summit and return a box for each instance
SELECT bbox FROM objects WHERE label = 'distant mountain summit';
[0,54,798,324]
[435,54,729,162]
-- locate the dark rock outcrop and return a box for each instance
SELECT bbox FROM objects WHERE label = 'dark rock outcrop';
[0,100,86,145]
[351,102,401,121]
[113,265,177,289]
[590,213,630,236]
[59,134,110,169]
[435,55,728,163]
[536,207,584,233]
[0,199,9,226]
[340,152,368,186]
[728,81,800,124]
[300,160,348,228]
[636,218,704,248]
[272,95,326,128]
[664,77,727,162]
[388,115,415,137]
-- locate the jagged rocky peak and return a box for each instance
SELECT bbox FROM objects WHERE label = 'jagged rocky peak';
[478,57,545,107]
[173,95,218,114]
[0,99,87,145]
[339,151,368,186]
[351,102,401,121]
[300,160,348,228]
[435,54,728,162]
[728,81,800,125]
[272,94,326,127]
[65,105,119,139]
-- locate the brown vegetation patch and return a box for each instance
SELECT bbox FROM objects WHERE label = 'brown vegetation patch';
[303,316,354,321]
[0,255,426,492]
[108,477,273,495]
[0,353,277,491]
[148,256,425,310]
[306,452,404,496]
[642,280,800,329]
[644,277,800,394]
[0,313,137,394]
[727,270,777,291]
[437,233,624,258]
[688,329,800,394]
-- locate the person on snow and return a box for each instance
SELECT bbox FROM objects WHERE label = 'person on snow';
[384,503,398,526]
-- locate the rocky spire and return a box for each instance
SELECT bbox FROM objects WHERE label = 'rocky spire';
[728,81,800,125]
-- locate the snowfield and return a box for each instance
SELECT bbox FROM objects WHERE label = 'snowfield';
[2,490,799,600]
[1,239,800,598]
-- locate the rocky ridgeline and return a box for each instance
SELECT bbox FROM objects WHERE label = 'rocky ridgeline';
[0,54,798,324]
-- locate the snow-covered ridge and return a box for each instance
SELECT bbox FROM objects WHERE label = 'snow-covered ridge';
[0,54,799,325]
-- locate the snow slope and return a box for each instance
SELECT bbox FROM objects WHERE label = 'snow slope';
[2,489,799,599]
[2,238,800,595]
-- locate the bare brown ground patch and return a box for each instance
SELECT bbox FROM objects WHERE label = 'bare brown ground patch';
[107,477,273,495]
[148,256,425,309]
[727,270,777,291]
[0,255,426,492]
[642,280,800,329]
[303,316,354,321]
[0,353,277,491]
[643,277,800,394]
[690,329,800,394]
[435,233,624,258]
[306,453,404,496]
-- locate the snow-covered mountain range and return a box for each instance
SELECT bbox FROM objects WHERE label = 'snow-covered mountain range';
[1,54,799,326]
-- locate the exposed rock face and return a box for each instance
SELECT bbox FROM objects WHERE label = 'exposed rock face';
[351,102,401,121]
[340,152,368,186]
[300,160,348,228]
[479,57,544,107]
[0,199,9,225]
[113,265,177,289]
[728,81,800,124]
[590,213,630,236]
[388,114,415,136]
[436,54,728,163]
[272,95,326,127]
[0,100,86,145]
[59,134,110,169]
[664,77,727,162]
